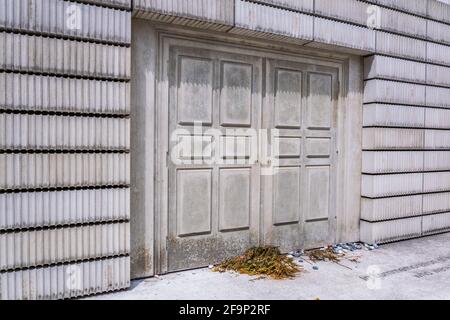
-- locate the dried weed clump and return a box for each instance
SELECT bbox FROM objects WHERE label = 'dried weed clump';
[213,246,304,280]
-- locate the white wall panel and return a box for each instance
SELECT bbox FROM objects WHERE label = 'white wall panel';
[426,86,450,109]
[361,173,423,198]
[364,55,426,83]
[314,0,369,26]
[426,64,450,88]
[311,18,375,52]
[0,0,131,44]
[424,172,450,193]
[367,0,427,16]
[0,33,131,79]
[232,0,314,44]
[363,104,424,128]
[424,151,450,171]
[425,131,450,149]
[424,192,450,214]
[0,256,130,300]
[425,108,450,129]
[252,0,314,13]
[378,7,427,39]
[427,42,450,66]
[362,151,424,174]
[0,114,130,150]
[0,222,129,271]
[360,217,422,244]
[0,153,130,190]
[0,73,130,114]
[0,188,130,230]
[363,128,424,150]
[364,80,426,105]
[361,196,423,221]
[133,0,234,29]
[423,212,450,235]
[376,31,426,61]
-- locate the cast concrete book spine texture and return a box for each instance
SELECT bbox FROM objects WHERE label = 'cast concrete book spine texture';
[0,0,131,299]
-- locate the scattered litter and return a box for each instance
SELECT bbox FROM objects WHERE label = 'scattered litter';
[213,246,304,280]
[290,250,304,258]
[208,265,214,269]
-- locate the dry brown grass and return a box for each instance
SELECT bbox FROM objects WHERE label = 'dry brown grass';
[213,246,304,280]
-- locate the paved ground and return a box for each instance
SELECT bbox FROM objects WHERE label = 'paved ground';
[91,233,450,300]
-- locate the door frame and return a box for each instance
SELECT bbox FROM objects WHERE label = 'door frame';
[153,27,360,275]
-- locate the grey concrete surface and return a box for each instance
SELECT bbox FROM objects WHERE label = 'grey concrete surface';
[90,233,450,300]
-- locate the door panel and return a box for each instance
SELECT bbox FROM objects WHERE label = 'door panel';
[263,59,338,252]
[167,46,262,272]
[162,44,339,272]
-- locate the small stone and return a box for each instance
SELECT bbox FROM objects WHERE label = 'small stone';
[298,259,304,263]
[313,266,319,271]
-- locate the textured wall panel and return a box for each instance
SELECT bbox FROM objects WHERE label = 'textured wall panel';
[311,17,375,52]
[232,0,313,44]
[425,108,450,129]
[425,131,450,149]
[363,104,425,128]
[77,0,131,9]
[251,0,314,13]
[428,0,450,24]
[364,55,426,83]
[0,0,131,44]
[0,114,130,150]
[426,64,450,88]
[0,153,130,190]
[424,192,450,215]
[361,173,423,198]
[366,0,427,16]
[427,42,450,66]
[377,7,427,39]
[0,73,130,114]
[376,31,427,61]
[427,20,450,47]
[314,0,369,26]
[361,196,423,221]
[362,151,424,174]
[0,188,130,231]
[133,0,234,30]
[364,80,426,105]
[362,128,424,150]
[423,212,450,235]
[360,217,422,244]
[424,151,450,171]
[426,86,450,109]
[0,256,130,300]
[424,172,450,193]
[0,222,129,271]
[0,33,131,79]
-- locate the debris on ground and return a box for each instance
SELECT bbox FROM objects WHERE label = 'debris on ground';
[299,242,379,270]
[213,246,304,280]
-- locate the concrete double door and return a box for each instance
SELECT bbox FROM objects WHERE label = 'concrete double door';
[164,44,339,272]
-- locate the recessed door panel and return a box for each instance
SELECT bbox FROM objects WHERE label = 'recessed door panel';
[263,59,338,252]
[166,46,261,272]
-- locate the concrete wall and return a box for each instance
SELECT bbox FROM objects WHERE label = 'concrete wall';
[2,0,450,299]
[0,0,131,299]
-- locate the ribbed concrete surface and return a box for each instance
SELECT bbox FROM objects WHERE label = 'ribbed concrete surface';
[0,0,131,300]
